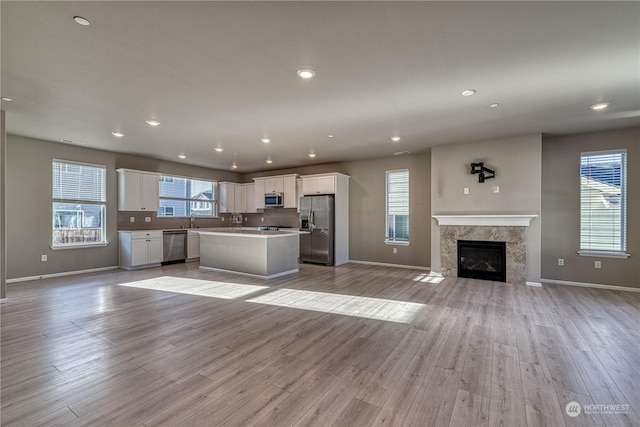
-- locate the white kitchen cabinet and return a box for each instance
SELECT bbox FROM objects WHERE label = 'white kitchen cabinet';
[296,178,303,212]
[219,182,238,213]
[264,177,284,194]
[221,182,256,213]
[243,183,256,213]
[283,175,297,208]
[187,231,200,260]
[302,175,335,195]
[119,230,163,269]
[117,169,160,211]
[254,179,265,209]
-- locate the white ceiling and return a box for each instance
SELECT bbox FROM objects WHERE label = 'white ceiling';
[2,1,639,172]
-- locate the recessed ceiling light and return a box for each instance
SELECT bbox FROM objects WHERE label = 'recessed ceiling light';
[214,147,224,152]
[462,90,477,97]
[231,163,238,169]
[489,103,500,108]
[266,159,273,164]
[308,152,316,158]
[73,16,90,26]
[178,154,186,159]
[394,151,411,156]
[111,132,125,137]
[146,120,160,126]
[297,68,315,79]
[261,137,271,144]
[1,97,12,102]
[328,135,334,138]
[590,102,609,111]
[391,136,401,142]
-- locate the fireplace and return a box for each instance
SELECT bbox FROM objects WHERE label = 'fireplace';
[457,240,506,282]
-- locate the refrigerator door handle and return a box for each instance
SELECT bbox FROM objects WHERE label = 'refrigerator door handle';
[310,209,315,230]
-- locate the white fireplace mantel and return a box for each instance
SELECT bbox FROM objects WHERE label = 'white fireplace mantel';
[433,214,538,227]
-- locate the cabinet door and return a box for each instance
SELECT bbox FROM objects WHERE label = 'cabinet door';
[219,183,235,213]
[140,174,160,211]
[264,177,284,193]
[146,237,164,264]
[302,178,318,195]
[244,184,256,213]
[131,238,148,266]
[119,172,143,210]
[234,184,243,213]
[316,176,336,194]
[254,179,265,209]
[283,176,297,208]
[296,179,303,212]
[187,234,200,259]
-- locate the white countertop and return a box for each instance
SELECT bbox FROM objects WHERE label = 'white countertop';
[198,229,306,238]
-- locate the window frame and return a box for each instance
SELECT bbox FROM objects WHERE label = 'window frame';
[385,169,410,245]
[51,159,108,249]
[158,174,218,218]
[578,149,629,258]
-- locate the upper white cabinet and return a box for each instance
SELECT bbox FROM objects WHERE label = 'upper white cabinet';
[243,184,257,213]
[117,169,159,211]
[254,179,265,209]
[219,182,256,213]
[302,175,336,195]
[264,177,284,194]
[253,174,298,209]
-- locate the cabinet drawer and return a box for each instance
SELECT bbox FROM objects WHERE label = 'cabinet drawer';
[130,230,163,240]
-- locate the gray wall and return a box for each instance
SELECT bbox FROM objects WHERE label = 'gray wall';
[245,152,432,268]
[542,126,639,288]
[431,134,542,283]
[6,134,239,279]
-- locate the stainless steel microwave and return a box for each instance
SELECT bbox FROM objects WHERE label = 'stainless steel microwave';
[264,193,283,207]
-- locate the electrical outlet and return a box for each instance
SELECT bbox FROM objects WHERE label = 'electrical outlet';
[145,217,151,223]
[595,260,601,269]
[245,217,248,222]
[558,258,564,266]
[463,187,470,195]
[41,255,47,262]
[393,248,398,254]
[261,217,264,222]
[221,217,224,221]
[130,217,135,223]
[493,185,500,193]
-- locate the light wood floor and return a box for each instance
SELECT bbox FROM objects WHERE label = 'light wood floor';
[2,262,639,427]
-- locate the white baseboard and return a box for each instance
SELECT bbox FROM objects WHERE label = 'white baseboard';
[6,266,119,284]
[348,260,430,271]
[0,298,7,303]
[541,278,640,293]
[199,265,298,280]
[526,281,542,287]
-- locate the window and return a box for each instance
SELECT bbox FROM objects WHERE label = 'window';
[580,149,627,254]
[386,169,409,243]
[52,160,106,247]
[158,175,216,217]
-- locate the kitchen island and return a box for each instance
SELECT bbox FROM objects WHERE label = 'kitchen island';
[197,229,300,279]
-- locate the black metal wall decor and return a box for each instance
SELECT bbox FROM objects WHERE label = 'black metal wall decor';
[470,162,495,183]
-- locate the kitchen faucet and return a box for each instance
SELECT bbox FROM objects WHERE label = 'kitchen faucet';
[190,214,195,228]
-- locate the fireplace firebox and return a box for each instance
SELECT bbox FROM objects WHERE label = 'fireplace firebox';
[457,240,506,282]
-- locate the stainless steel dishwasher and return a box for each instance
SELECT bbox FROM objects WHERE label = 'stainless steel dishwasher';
[163,230,187,263]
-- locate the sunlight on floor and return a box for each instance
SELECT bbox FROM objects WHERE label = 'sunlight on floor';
[119,277,268,299]
[246,288,425,323]
[413,272,444,284]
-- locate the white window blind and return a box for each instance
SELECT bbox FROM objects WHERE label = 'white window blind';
[580,150,627,253]
[52,160,107,246]
[386,169,409,243]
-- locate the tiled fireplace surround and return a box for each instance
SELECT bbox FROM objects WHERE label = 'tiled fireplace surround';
[433,215,537,286]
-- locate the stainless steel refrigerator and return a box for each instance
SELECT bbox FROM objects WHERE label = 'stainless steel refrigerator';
[299,195,335,266]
